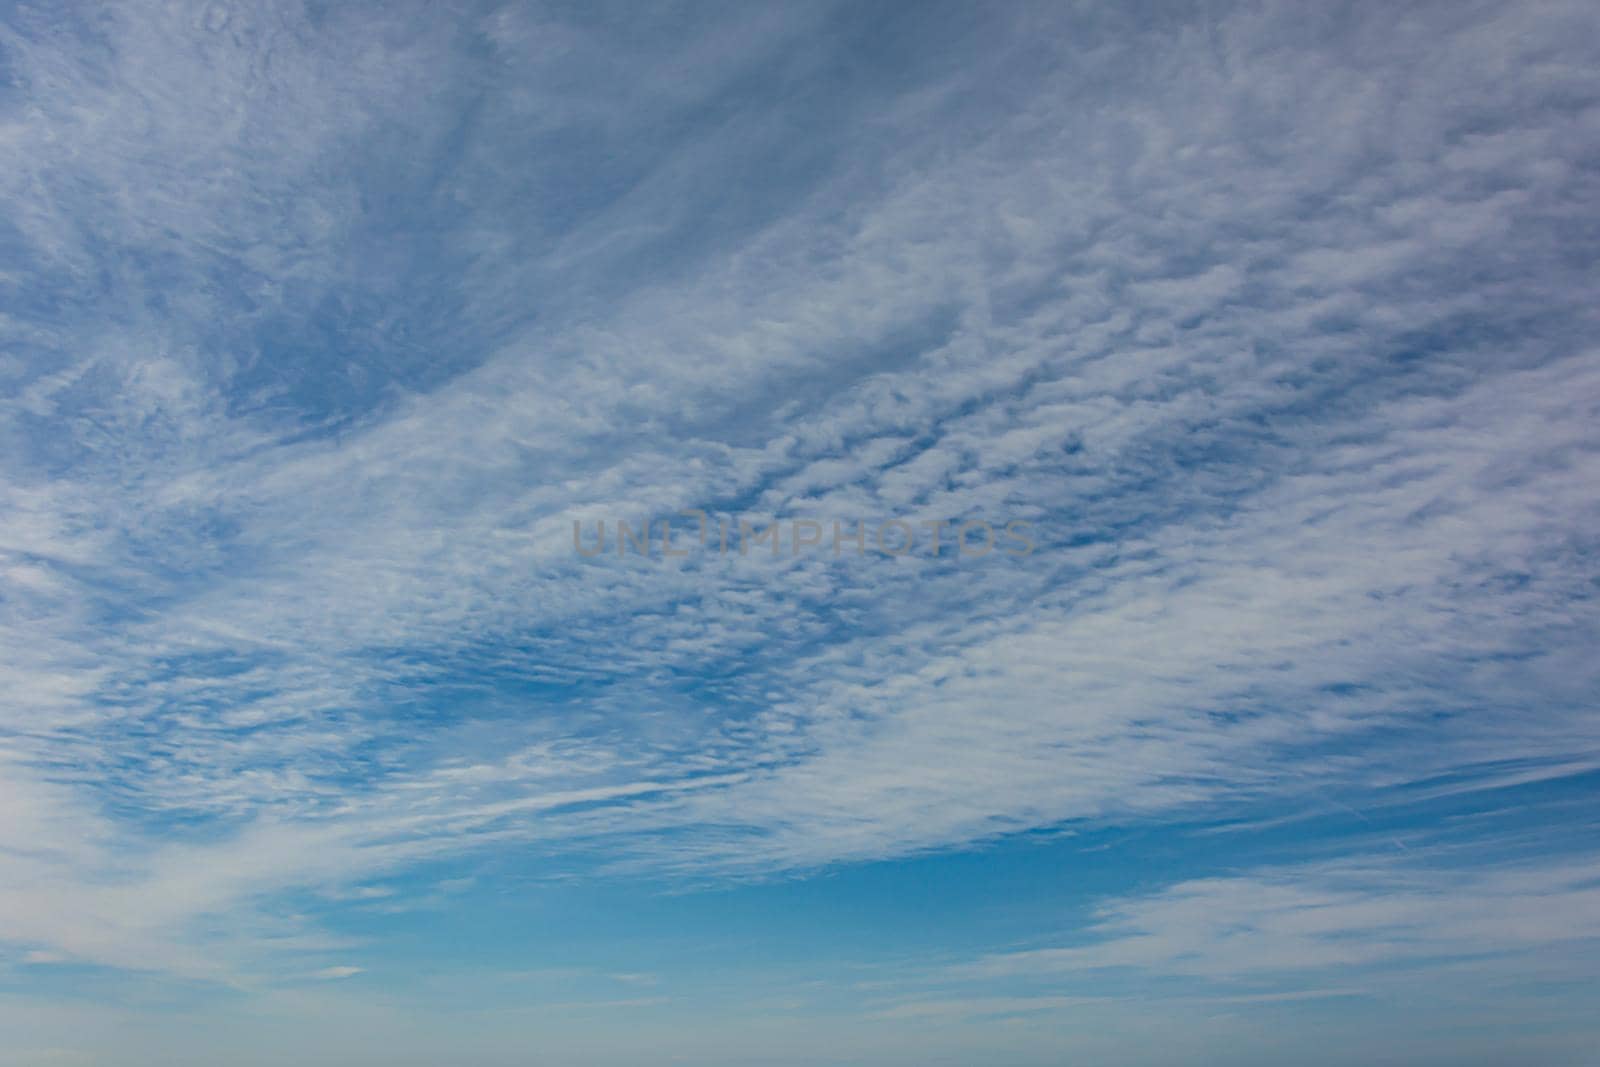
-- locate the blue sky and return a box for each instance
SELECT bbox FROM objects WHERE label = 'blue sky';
[2,1,1599,1063]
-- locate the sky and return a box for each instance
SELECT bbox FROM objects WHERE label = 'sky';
[1,0,1599,1064]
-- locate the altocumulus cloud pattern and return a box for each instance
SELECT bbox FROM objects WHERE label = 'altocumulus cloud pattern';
[2,2,1599,1065]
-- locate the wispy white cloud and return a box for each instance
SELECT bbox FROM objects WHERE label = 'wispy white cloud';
[956,850,1600,984]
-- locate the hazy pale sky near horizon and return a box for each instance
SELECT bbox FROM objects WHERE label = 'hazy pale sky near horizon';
[2,1,1599,1064]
